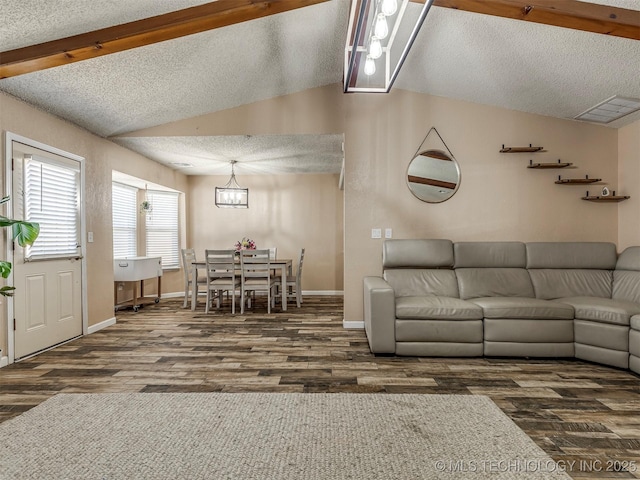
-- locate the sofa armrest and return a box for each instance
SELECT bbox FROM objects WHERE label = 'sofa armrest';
[363,276,396,353]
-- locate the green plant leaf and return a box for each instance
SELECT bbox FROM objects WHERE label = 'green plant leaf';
[0,215,15,228]
[0,285,16,297]
[13,221,40,247]
[0,216,40,246]
[0,261,11,279]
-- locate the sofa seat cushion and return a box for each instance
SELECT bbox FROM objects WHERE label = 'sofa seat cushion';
[395,296,483,320]
[469,297,574,319]
[632,315,640,330]
[560,296,640,326]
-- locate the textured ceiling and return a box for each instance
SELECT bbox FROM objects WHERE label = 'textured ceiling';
[1,0,639,175]
[0,1,349,138]
[397,1,640,130]
[114,135,345,175]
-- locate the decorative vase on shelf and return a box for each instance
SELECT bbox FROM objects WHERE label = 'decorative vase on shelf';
[601,187,610,197]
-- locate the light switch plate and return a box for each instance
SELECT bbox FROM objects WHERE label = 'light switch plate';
[371,228,382,239]
[385,228,392,238]
[88,231,94,243]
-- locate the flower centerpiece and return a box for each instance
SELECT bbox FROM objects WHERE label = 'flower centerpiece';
[235,237,256,252]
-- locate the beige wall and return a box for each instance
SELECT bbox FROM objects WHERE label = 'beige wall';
[0,91,188,355]
[121,83,349,295]
[188,174,343,291]
[342,90,620,322]
[618,119,640,250]
[2,84,637,356]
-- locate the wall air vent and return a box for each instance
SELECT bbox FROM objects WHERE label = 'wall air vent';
[574,95,640,124]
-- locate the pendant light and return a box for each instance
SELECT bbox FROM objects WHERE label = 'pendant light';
[215,160,248,208]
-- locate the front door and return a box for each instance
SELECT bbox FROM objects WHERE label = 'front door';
[11,141,83,359]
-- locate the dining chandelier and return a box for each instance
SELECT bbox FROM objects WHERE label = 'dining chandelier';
[344,0,435,93]
[215,160,248,208]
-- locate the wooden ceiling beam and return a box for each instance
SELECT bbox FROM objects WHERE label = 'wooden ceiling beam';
[421,0,640,41]
[0,0,329,79]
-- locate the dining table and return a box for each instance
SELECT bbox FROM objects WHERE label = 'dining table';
[192,257,293,311]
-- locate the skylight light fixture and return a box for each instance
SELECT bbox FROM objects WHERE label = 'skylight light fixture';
[574,95,640,124]
[344,0,435,93]
[215,160,248,208]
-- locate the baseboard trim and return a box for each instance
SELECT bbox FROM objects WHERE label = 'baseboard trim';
[303,290,344,296]
[88,317,116,334]
[0,356,8,368]
[163,291,343,298]
[343,320,365,329]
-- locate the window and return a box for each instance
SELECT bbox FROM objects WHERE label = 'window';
[145,190,179,268]
[24,155,80,260]
[112,182,137,258]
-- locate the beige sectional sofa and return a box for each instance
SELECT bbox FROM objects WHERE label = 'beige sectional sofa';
[363,239,640,374]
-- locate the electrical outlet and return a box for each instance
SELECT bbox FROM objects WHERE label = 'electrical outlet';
[371,228,382,239]
[385,228,392,239]
[87,231,94,243]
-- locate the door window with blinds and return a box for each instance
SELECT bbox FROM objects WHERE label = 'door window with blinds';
[145,190,179,269]
[23,155,80,260]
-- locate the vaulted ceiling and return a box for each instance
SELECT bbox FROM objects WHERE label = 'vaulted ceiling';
[1,0,638,175]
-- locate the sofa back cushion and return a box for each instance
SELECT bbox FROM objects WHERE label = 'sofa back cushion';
[382,239,458,298]
[613,246,640,303]
[454,241,526,268]
[526,242,618,269]
[528,270,613,299]
[453,242,533,299]
[384,269,459,298]
[456,268,535,300]
[526,242,617,299]
[383,239,454,269]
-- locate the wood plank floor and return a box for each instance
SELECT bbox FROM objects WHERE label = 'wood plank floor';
[1,296,639,479]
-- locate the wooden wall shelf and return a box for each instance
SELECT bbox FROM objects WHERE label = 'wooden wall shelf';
[555,175,601,184]
[528,160,573,169]
[500,144,544,153]
[582,195,630,202]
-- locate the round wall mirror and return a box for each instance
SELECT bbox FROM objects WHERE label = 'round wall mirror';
[406,149,461,203]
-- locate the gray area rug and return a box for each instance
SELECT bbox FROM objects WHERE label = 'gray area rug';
[0,393,571,479]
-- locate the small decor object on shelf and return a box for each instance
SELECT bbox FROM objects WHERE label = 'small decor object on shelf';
[601,186,610,196]
[235,237,256,252]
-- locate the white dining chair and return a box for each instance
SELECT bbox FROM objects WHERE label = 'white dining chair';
[181,248,207,310]
[205,249,240,314]
[274,248,305,308]
[240,249,277,314]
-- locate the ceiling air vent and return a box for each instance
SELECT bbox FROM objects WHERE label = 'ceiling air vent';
[574,95,640,124]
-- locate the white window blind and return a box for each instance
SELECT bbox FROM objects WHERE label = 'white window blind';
[24,156,80,260]
[145,190,179,268]
[112,182,137,258]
